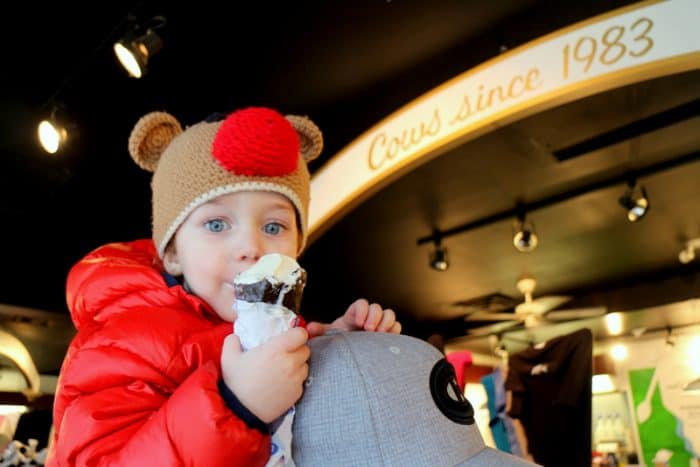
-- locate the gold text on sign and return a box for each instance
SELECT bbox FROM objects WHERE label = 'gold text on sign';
[367,109,442,170]
[448,67,542,126]
[562,17,654,79]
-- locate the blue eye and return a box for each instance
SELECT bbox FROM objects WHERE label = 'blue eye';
[205,219,229,232]
[264,222,283,235]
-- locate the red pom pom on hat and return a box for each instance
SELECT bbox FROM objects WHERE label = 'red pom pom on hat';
[212,107,300,176]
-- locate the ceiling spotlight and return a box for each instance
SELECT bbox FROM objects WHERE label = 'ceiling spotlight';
[37,106,72,154]
[114,16,165,78]
[679,238,700,264]
[429,238,449,271]
[618,179,649,222]
[512,209,538,252]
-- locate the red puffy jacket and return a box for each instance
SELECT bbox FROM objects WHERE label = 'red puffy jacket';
[49,240,270,466]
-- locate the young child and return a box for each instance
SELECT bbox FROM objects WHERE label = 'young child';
[48,107,401,466]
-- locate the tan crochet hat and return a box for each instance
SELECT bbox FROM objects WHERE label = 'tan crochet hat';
[128,107,323,258]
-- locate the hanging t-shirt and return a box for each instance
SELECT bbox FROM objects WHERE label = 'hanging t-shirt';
[505,328,593,467]
[481,367,523,456]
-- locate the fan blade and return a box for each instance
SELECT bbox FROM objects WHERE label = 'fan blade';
[516,295,571,315]
[464,311,520,321]
[451,292,519,312]
[467,320,523,336]
[544,306,607,321]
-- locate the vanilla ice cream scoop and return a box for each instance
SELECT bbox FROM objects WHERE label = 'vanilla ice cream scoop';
[234,253,307,313]
[233,254,307,350]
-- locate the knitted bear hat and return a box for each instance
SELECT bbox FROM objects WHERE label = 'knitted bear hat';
[128,107,323,258]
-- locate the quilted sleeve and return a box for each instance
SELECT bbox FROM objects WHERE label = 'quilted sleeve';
[49,310,270,466]
[50,350,269,466]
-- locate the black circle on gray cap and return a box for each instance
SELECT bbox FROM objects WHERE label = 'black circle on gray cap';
[429,358,475,425]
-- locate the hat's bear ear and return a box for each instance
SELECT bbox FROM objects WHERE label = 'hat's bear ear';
[128,111,183,172]
[286,115,323,163]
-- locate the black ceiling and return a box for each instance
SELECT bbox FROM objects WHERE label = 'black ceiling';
[4,0,699,375]
[2,0,550,313]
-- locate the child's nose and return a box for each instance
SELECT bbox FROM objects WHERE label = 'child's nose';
[234,229,263,263]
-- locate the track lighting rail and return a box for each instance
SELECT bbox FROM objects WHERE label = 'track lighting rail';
[417,149,700,246]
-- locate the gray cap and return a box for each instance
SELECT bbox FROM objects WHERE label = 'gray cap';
[292,331,537,466]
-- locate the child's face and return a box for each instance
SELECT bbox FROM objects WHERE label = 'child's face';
[165,191,299,322]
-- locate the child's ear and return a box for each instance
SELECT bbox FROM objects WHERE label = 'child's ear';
[163,247,183,276]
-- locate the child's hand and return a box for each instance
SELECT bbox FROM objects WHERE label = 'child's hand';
[306,298,402,338]
[221,327,309,423]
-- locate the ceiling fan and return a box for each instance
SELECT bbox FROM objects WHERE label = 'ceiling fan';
[458,276,606,336]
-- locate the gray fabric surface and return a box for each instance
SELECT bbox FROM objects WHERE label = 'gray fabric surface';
[292,331,539,466]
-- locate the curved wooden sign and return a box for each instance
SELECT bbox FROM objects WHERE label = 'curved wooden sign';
[309,0,700,240]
